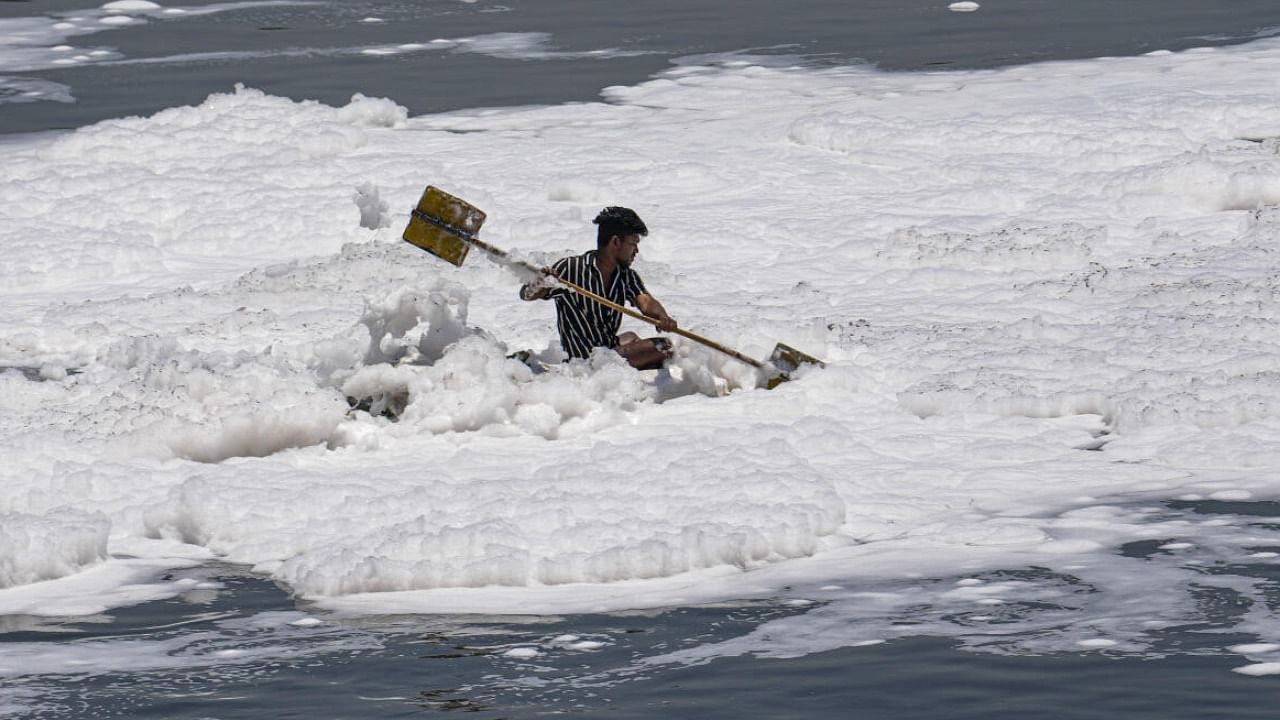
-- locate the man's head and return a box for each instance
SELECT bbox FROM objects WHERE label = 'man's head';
[594,206,648,249]
[594,206,648,267]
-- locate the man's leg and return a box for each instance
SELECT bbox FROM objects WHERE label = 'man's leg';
[616,332,673,371]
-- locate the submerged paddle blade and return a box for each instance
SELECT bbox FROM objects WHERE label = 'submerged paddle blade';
[763,343,826,387]
[768,343,825,374]
[402,185,487,266]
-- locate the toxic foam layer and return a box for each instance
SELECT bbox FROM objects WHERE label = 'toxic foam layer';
[0,86,404,295]
[2,37,1280,642]
[144,426,845,595]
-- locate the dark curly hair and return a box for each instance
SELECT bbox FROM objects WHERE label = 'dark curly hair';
[594,206,648,248]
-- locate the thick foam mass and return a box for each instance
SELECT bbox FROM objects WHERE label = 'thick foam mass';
[0,510,108,589]
[1,86,405,294]
[2,36,1280,646]
[144,429,845,594]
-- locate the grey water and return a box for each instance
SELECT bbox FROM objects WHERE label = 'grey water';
[9,594,1275,720]
[3,0,1280,134]
[9,499,1280,718]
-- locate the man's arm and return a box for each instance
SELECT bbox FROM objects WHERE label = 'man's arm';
[635,293,677,333]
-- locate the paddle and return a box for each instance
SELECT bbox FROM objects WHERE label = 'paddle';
[401,185,824,386]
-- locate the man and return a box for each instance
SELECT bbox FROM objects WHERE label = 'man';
[519,206,677,370]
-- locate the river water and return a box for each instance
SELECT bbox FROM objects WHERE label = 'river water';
[4,0,1280,133]
[10,499,1280,718]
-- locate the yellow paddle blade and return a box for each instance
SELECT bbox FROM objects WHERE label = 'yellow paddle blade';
[402,185,487,266]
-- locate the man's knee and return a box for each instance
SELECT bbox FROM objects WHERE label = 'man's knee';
[616,336,673,370]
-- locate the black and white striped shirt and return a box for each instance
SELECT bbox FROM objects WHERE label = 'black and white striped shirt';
[541,250,649,359]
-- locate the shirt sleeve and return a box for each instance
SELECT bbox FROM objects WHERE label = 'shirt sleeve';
[546,257,573,300]
[624,269,648,306]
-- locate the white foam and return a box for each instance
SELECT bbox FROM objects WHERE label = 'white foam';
[0,553,211,617]
[1077,638,1118,648]
[0,510,108,589]
[1210,490,1253,501]
[1234,663,1280,677]
[1230,643,1280,655]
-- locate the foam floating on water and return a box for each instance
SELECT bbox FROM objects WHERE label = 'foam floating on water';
[1077,638,1118,648]
[103,0,163,10]
[1230,644,1280,655]
[1233,663,1280,677]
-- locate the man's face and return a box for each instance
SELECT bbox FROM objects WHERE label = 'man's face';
[615,234,641,266]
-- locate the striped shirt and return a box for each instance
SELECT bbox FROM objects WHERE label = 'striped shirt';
[542,250,649,359]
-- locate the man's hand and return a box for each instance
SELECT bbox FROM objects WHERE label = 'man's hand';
[519,268,558,301]
[654,315,677,333]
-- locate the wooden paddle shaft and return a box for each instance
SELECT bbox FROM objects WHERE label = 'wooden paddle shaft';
[553,278,766,369]
[466,235,766,370]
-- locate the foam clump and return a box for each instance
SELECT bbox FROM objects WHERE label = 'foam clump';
[335,92,409,129]
[75,332,352,462]
[0,510,109,588]
[354,183,391,230]
[2,86,407,294]
[1233,663,1280,677]
[358,283,473,366]
[165,402,347,463]
[41,85,405,168]
[391,338,655,438]
[253,435,845,595]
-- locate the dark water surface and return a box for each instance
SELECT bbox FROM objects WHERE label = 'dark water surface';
[8,498,1280,718]
[6,563,1280,719]
[3,0,1280,133]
